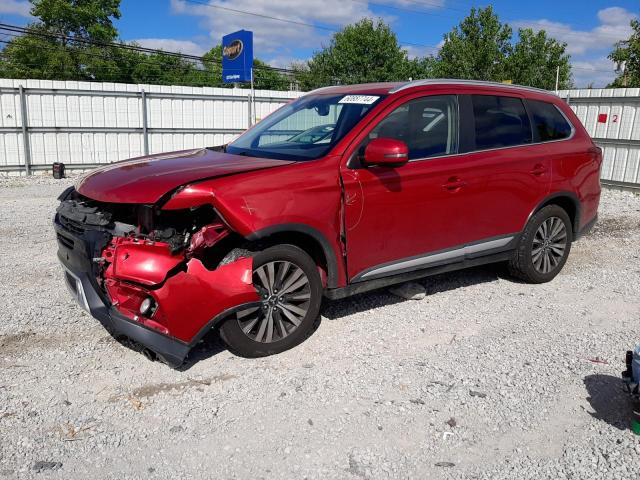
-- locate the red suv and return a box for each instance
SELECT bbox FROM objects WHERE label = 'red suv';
[55,80,601,366]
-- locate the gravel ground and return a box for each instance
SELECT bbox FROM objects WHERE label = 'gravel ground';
[0,175,639,479]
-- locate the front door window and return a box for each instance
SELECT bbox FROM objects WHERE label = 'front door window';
[363,95,459,161]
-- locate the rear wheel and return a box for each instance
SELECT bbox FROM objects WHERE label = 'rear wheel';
[508,204,572,283]
[219,244,322,357]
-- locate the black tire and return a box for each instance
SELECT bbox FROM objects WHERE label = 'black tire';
[508,205,573,283]
[219,244,322,357]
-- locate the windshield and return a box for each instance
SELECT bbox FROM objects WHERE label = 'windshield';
[226,93,385,161]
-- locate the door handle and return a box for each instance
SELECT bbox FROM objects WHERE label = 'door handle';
[442,176,466,191]
[530,163,547,176]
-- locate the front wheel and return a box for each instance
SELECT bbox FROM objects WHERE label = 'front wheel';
[219,244,323,357]
[508,204,573,283]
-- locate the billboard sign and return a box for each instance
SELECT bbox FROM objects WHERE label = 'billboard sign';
[222,30,253,83]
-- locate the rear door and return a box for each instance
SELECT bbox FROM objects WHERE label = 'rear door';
[456,93,552,240]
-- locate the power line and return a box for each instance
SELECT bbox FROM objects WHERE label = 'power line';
[0,21,618,77]
[0,49,296,86]
[177,0,629,58]
[180,0,440,52]
[355,0,629,45]
[0,23,297,74]
[349,0,464,23]
[0,35,226,83]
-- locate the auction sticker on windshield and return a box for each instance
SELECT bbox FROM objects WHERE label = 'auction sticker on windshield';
[339,95,380,104]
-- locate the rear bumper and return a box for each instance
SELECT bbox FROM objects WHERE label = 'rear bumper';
[55,218,191,366]
[575,213,598,240]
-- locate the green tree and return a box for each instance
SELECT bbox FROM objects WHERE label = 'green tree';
[0,32,75,80]
[201,45,223,85]
[0,0,122,80]
[31,0,121,43]
[297,18,416,90]
[253,59,291,90]
[608,19,640,87]
[506,28,571,89]
[404,56,437,81]
[435,6,512,81]
[433,6,572,89]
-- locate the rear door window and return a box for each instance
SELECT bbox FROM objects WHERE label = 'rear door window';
[527,99,573,142]
[472,95,532,150]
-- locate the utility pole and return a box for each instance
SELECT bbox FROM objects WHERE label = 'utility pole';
[250,67,256,126]
[616,61,628,87]
[555,65,560,94]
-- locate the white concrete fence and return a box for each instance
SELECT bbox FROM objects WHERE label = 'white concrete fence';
[0,79,300,174]
[0,79,638,190]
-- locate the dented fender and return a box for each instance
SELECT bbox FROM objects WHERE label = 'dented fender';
[151,257,259,341]
[158,157,348,287]
[160,183,252,235]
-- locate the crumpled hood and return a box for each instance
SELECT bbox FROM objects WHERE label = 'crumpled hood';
[76,148,294,204]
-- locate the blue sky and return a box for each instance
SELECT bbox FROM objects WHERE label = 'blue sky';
[1,0,638,87]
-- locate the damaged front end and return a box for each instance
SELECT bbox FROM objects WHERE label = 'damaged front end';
[54,187,259,366]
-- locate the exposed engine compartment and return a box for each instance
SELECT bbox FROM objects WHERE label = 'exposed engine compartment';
[56,190,226,256]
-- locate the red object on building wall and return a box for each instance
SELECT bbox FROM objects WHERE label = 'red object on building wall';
[598,113,608,123]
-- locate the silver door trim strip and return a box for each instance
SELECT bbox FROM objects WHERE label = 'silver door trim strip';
[357,236,514,281]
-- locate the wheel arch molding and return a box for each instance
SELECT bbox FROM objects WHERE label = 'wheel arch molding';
[527,191,581,236]
[244,223,340,289]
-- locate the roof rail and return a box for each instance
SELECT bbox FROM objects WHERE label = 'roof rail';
[389,79,557,96]
[302,85,338,96]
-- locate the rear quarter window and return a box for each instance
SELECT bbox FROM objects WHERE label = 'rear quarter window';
[527,99,573,142]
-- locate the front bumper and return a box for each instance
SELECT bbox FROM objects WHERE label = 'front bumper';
[55,217,191,366]
[54,215,259,367]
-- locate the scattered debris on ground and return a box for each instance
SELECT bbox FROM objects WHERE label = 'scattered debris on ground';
[389,281,427,300]
[1,176,639,479]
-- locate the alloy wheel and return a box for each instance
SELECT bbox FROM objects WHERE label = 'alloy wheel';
[235,261,311,343]
[531,216,568,274]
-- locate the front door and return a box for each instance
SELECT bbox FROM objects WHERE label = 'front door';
[340,93,483,281]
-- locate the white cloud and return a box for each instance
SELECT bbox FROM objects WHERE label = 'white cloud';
[265,55,302,69]
[515,13,635,56]
[0,0,31,17]
[170,0,376,52]
[386,0,445,9]
[403,40,441,59]
[515,7,637,87]
[598,6,635,26]
[131,38,207,56]
[572,58,620,88]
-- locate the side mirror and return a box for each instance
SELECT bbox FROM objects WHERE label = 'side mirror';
[363,138,409,167]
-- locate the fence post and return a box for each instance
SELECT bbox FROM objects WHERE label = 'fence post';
[18,85,32,175]
[141,89,149,155]
[247,91,252,128]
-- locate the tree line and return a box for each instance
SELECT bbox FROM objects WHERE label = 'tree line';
[0,0,636,90]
